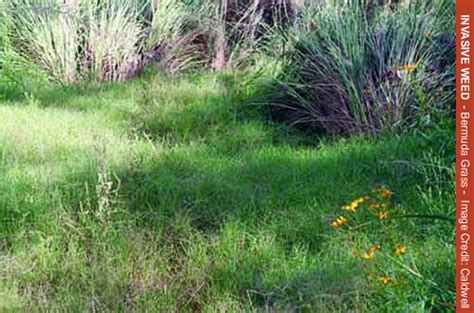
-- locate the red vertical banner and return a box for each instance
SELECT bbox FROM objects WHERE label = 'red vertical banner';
[458,0,474,311]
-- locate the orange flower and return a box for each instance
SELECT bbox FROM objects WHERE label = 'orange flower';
[370,245,381,252]
[343,203,357,213]
[378,211,389,220]
[331,216,347,228]
[404,63,417,74]
[380,275,391,284]
[370,203,386,209]
[397,63,418,74]
[343,196,369,213]
[362,251,375,260]
[372,186,393,198]
[395,244,407,256]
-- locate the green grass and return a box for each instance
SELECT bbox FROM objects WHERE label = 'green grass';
[0,71,454,312]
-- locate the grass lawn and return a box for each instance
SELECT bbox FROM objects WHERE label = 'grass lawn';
[0,72,455,312]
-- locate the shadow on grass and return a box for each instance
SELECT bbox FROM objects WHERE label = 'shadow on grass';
[49,134,423,248]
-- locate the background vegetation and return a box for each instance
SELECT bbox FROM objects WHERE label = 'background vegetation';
[0,0,455,311]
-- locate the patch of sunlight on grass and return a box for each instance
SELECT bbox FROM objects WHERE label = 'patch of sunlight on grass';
[0,105,156,182]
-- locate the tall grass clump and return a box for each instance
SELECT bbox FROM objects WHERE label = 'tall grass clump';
[1,1,50,97]
[3,0,193,83]
[271,0,455,135]
[207,0,295,70]
[83,0,145,81]
[158,0,296,73]
[11,0,84,83]
[2,0,299,83]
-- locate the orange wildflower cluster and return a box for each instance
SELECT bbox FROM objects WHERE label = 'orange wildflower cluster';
[331,186,410,291]
[361,243,408,261]
[362,245,381,260]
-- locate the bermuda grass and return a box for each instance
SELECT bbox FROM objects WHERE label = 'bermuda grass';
[0,71,454,312]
